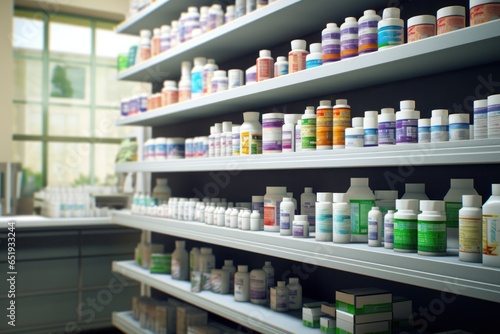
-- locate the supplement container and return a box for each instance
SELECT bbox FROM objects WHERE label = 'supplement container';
[178,76,191,102]
[287,277,302,310]
[250,210,261,231]
[488,94,500,138]
[378,108,396,145]
[402,183,429,200]
[235,0,246,17]
[138,29,151,62]
[161,80,179,106]
[470,0,500,26]
[384,210,395,249]
[274,56,289,77]
[190,247,200,279]
[155,137,167,160]
[171,240,189,280]
[282,114,302,152]
[295,118,302,151]
[474,99,488,139]
[449,113,470,141]
[316,100,333,150]
[316,192,333,241]
[378,7,404,49]
[262,261,275,303]
[418,118,431,143]
[431,109,449,143]
[228,69,244,89]
[167,138,185,159]
[408,15,436,42]
[301,106,317,151]
[459,195,482,263]
[139,93,148,113]
[256,49,274,81]
[252,195,264,229]
[437,6,465,35]
[120,98,129,117]
[394,199,419,252]
[300,187,316,230]
[483,184,500,267]
[232,125,241,155]
[333,99,351,148]
[368,207,383,247]
[160,24,171,53]
[333,193,351,243]
[250,269,267,304]
[340,17,359,59]
[280,197,295,236]
[418,200,447,256]
[225,5,235,23]
[246,65,257,84]
[396,100,419,144]
[293,215,309,237]
[202,58,218,95]
[322,23,341,63]
[151,27,161,57]
[184,138,193,159]
[345,127,364,148]
[347,178,375,242]
[270,281,289,312]
[262,113,285,154]
[264,186,288,232]
[211,70,228,93]
[358,9,381,54]
[221,121,232,157]
[240,111,262,155]
[191,57,207,98]
[213,123,222,157]
[363,111,378,147]
[306,43,322,69]
[288,39,308,73]
[234,265,250,301]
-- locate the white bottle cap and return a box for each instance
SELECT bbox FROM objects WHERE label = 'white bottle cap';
[383,7,401,19]
[488,94,500,106]
[406,183,425,193]
[310,43,322,53]
[400,100,415,110]
[284,114,301,124]
[289,277,299,284]
[252,195,264,202]
[266,186,287,194]
[351,177,369,187]
[161,25,171,33]
[364,116,378,129]
[214,123,222,133]
[381,108,395,114]
[408,15,436,28]
[420,200,445,212]
[473,99,487,109]
[263,112,284,120]
[333,193,349,203]
[153,27,161,36]
[291,39,307,50]
[304,187,313,192]
[209,126,215,135]
[396,199,419,212]
[224,259,233,266]
[304,106,315,115]
[140,29,152,38]
[375,190,398,200]
[418,118,430,127]
[492,184,500,196]
[238,265,248,272]
[462,195,482,207]
[222,121,232,132]
[214,70,227,77]
[193,57,207,66]
[317,192,333,202]
[175,240,185,248]
[164,80,177,88]
[352,117,364,128]
[243,111,260,121]
[282,197,292,202]
[450,178,474,188]
[363,9,377,16]
[432,109,449,118]
[276,281,285,287]
[319,100,332,107]
[345,127,364,136]
[264,261,272,266]
[326,23,339,29]
[364,110,378,119]
[449,113,469,124]
[335,99,349,106]
[437,6,465,20]
[276,56,287,62]
[259,49,271,57]
[294,215,308,221]
[344,17,357,24]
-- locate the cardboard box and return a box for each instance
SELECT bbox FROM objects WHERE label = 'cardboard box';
[302,302,327,328]
[320,316,336,333]
[335,318,391,334]
[336,288,392,316]
[177,306,208,334]
[336,309,392,325]
[321,303,336,317]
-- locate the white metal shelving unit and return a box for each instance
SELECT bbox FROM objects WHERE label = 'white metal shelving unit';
[0,215,111,229]
[112,261,317,334]
[113,311,154,334]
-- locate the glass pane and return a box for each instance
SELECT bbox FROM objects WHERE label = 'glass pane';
[13,15,44,51]
[95,108,133,138]
[12,141,43,196]
[49,19,91,61]
[49,62,90,102]
[96,28,139,60]
[48,105,90,137]
[48,142,90,186]
[12,103,43,135]
[94,144,120,186]
[14,57,43,102]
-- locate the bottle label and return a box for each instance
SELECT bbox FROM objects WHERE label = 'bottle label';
[445,201,462,228]
[316,209,333,233]
[418,220,446,253]
[340,35,358,59]
[288,50,308,73]
[359,31,378,53]
[333,107,350,146]
[488,103,500,138]
[280,211,291,230]
[459,216,481,254]
[302,202,316,227]
[263,118,284,152]
[293,223,305,236]
[250,277,266,300]
[264,204,277,227]
[396,119,418,143]
[384,217,394,243]
[234,277,245,296]
[364,129,378,146]
[333,214,351,234]
[277,290,288,308]
[191,71,203,94]
[350,199,375,235]
[301,118,317,149]
[295,128,302,150]
[289,287,300,307]
[306,59,322,69]
[171,259,180,278]
[241,132,262,155]
[257,58,273,81]
[449,123,469,141]
[470,4,500,26]
[368,219,378,240]
[430,125,449,142]
[418,126,431,143]
[282,130,293,150]
[316,107,333,147]
[483,214,499,256]
[394,218,417,250]
[378,25,403,48]
[378,121,396,145]
[474,105,488,139]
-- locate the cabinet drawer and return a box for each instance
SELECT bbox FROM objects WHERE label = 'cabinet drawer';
[81,228,140,256]
[81,254,134,288]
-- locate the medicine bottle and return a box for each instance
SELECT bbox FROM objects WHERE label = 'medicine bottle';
[407,15,435,42]
[301,106,317,151]
[300,187,316,230]
[264,186,288,232]
[470,0,500,26]
[459,195,482,263]
[396,100,419,144]
[262,261,275,303]
[232,125,241,156]
[191,57,207,98]
[378,7,404,49]
[293,215,309,238]
[234,265,250,302]
[358,9,380,54]
[262,113,285,154]
[316,100,333,150]
[431,109,449,143]
[333,99,351,148]
[160,25,171,53]
[340,17,358,59]
[418,200,447,256]
[240,111,262,155]
[483,184,500,267]
[271,281,289,312]
[282,114,302,152]
[384,210,395,249]
[347,178,375,242]
[256,49,274,81]
[333,193,351,243]
[280,197,295,236]
[378,108,396,145]
[488,94,500,138]
[321,23,340,63]
[418,118,431,143]
[274,56,288,77]
[288,39,308,73]
[250,268,267,305]
[363,110,378,147]
[449,113,470,141]
[393,199,419,253]
[368,207,383,247]
[211,70,228,93]
[203,58,218,95]
[305,43,322,69]
[437,6,465,35]
[198,247,215,273]
[171,240,189,280]
[345,127,364,148]
[161,80,178,107]
[473,99,488,139]
[316,192,333,241]
[287,278,302,310]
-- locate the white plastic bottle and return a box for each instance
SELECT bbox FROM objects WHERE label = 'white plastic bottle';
[321,23,341,63]
[333,193,351,243]
[459,195,482,263]
[272,281,289,312]
[287,277,302,310]
[305,43,322,69]
[378,7,404,49]
[264,186,288,232]
[250,268,267,305]
[418,200,447,256]
[234,265,250,302]
[363,110,378,147]
[396,100,420,144]
[191,57,207,98]
[280,197,295,236]
[378,108,396,145]
[358,9,381,54]
[203,58,218,95]
[340,17,358,59]
[250,210,261,231]
[316,100,333,150]
[213,123,222,157]
[316,192,333,241]
[431,109,449,143]
[301,106,317,151]
[394,199,419,253]
[256,49,274,82]
[301,187,316,232]
[288,39,308,73]
[230,207,239,228]
[282,114,301,152]
[240,111,262,155]
[198,247,216,273]
[241,209,251,230]
[402,183,429,200]
[262,261,275,303]
[295,118,302,151]
[368,207,383,247]
[274,56,289,77]
[189,247,200,279]
[384,210,395,249]
[152,178,171,205]
[483,184,500,267]
[222,259,236,293]
[171,240,189,280]
[221,121,232,157]
[347,178,375,242]
[211,70,228,93]
[473,99,488,139]
[160,24,171,53]
[262,112,285,154]
[418,118,431,143]
[444,179,479,251]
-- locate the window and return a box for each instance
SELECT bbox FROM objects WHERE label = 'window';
[12,9,147,191]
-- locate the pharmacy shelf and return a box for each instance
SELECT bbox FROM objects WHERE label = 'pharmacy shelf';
[116,20,500,126]
[112,311,154,334]
[112,210,500,303]
[112,261,317,334]
[115,138,500,173]
[0,215,111,229]
[115,0,208,35]
[116,0,388,83]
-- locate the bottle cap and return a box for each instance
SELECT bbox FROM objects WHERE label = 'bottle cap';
[319,100,332,107]
[294,215,308,221]
[252,195,264,202]
[277,56,287,62]
[259,49,271,57]
[437,6,465,19]
[335,99,348,106]
[304,106,315,115]
[351,178,369,187]
[450,179,474,188]
[193,57,207,66]
[352,117,364,128]
[214,123,222,133]
[383,7,401,19]
[418,118,430,127]
[317,192,333,202]
[487,94,500,106]
[277,281,286,287]
[449,113,469,124]
[326,23,339,29]
[344,17,357,24]
[400,100,415,110]
[309,43,322,53]
[420,200,445,212]
[289,277,299,284]
[492,184,500,196]
[304,187,313,193]
[396,199,419,213]
[462,195,482,207]
[238,265,248,272]
[291,39,307,50]
[333,193,349,203]
[408,15,436,27]
[243,111,260,121]
[222,121,232,132]
[381,108,395,114]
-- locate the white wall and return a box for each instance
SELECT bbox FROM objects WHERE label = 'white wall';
[0,0,14,162]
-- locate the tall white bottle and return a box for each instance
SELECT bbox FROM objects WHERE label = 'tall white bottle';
[347,178,375,242]
[234,265,250,301]
[300,187,316,232]
[316,192,333,241]
[483,184,500,268]
[459,195,482,263]
[333,193,351,243]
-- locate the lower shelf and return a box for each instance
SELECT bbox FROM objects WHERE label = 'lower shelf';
[113,311,154,334]
[112,260,317,334]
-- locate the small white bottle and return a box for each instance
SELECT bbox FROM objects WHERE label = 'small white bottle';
[287,277,302,310]
[211,70,228,93]
[203,58,219,95]
[301,187,316,232]
[282,114,301,152]
[378,7,404,49]
[272,281,289,312]
[221,121,232,157]
[483,184,500,268]
[171,240,189,280]
[214,123,222,157]
[230,207,239,228]
[274,56,288,77]
[418,118,431,143]
[333,193,351,244]
[384,210,395,249]
[316,192,333,241]
[250,268,267,305]
[347,178,375,242]
[280,197,295,236]
[198,247,216,273]
[262,261,275,303]
[189,247,200,280]
[250,210,261,231]
[418,201,447,256]
[241,209,251,230]
[287,192,297,214]
[459,195,482,263]
[363,110,378,147]
[222,260,236,293]
[295,118,302,151]
[473,99,488,139]
[305,43,322,69]
[431,109,449,143]
[368,207,383,247]
[321,23,341,63]
[240,111,262,155]
[394,199,419,253]
[358,9,381,54]
[301,106,317,151]
[293,215,309,238]
[234,265,250,302]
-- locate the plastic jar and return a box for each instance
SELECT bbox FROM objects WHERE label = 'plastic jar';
[292,215,309,237]
[144,139,155,161]
[271,281,289,312]
[161,80,179,106]
[333,99,351,148]
[316,192,333,241]
[408,15,436,42]
[138,93,148,113]
[340,17,359,59]
[418,200,447,256]
[171,240,188,280]
[358,9,381,54]
[240,111,262,155]
[280,197,295,236]
[250,268,267,304]
[155,137,167,160]
[474,99,488,139]
[418,118,431,143]
[301,106,317,151]
[198,247,215,273]
[378,108,396,145]
[262,113,285,154]
[321,23,340,63]
[378,7,404,49]
[393,199,419,253]
[256,49,274,81]
[245,65,257,84]
[288,39,308,73]
[306,43,322,69]
[228,69,244,89]
[431,109,449,143]
[264,186,288,232]
[300,187,316,230]
[345,127,364,148]
[274,56,289,77]
[368,207,383,247]
[470,0,500,26]
[437,6,466,35]
[167,138,185,159]
[449,113,470,141]
[396,100,419,144]
[287,277,302,310]
[211,70,228,93]
[487,94,500,138]
[483,184,500,267]
[234,265,250,301]
[316,100,333,150]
